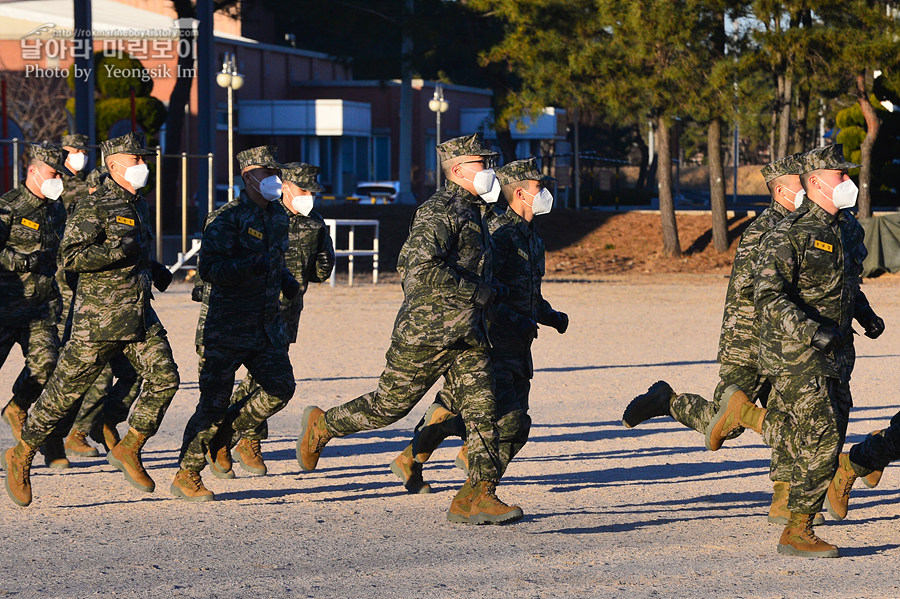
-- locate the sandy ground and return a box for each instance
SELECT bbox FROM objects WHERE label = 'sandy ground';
[1,275,899,599]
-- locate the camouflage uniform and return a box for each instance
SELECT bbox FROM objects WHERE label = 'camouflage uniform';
[322,133,502,485]
[0,144,67,415]
[847,411,900,476]
[228,162,334,441]
[56,134,90,341]
[178,145,298,472]
[20,133,180,448]
[753,147,871,514]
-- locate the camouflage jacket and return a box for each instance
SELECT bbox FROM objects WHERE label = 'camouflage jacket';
[61,175,159,342]
[754,201,869,382]
[717,200,790,366]
[0,183,65,322]
[280,208,335,344]
[486,206,555,375]
[196,192,292,350]
[392,181,492,348]
[60,168,89,216]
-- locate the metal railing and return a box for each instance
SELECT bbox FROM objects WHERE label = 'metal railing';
[324,218,379,286]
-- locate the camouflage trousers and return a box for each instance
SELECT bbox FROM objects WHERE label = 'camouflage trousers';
[0,317,60,412]
[179,342,295,471]
[21,327,180,448]
[324,341,500,484]
[70,352,141,434]
[849,410,900,476]
[759,376,851,514]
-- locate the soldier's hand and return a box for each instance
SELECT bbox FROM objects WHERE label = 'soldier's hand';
[251,253,270,275]
[190,284,204,302]
[282,275,301,300]
[857,310,885,339]
[150,260,173,292]
[547,310,569,334]
[119,229,141,257]
[22,251,43,273]
[811,326,842,353]
[316,251,333,274]
[472,282,497,308]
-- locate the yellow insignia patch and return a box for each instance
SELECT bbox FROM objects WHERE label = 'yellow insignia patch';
[466,221,482,234]
[517,248,529,261]
[813,240,833,253]
[116,216,135,226]
[21,218,39,230]
[248,227,264,240]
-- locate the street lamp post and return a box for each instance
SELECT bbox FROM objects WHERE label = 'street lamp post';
[216,52,244,200]
[428,83,449,191]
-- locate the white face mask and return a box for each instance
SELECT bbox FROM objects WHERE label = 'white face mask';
[34,169,64,200]
[783,187,805,209]
[251,173,283,201]
[118,162,150,190]
[522,187,554,215]
[67,152,87,172]
[286,188,315,216]
[482,178,501,204]
[461,163,497,198]
[820,177,858,210]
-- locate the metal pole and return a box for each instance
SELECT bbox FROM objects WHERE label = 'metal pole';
[12,138,19,184]
[573,109,580,210]
[207,153,214,213]
[155,146,163,262]
[348,225,355,287]
[181,152,188,254]
[1,79,8,192]
[435,108,441,192]
[227,85,234,200]
[732,122,739,204]
[373,221,379,285]
[197,0,214,217]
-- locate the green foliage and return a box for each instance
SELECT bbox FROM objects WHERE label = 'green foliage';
[836,125,865,152]
[836,105,865,129]
[93,97,166,142]
[96,54,154,98]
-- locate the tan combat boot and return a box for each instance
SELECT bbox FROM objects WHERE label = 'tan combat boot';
[170,469,214,502]
[390,444,431,494]
[2,441,38,506]
[107,428,155,492]
[1,401,27,443]
[65,429,99,458]
[205,425,235,479]
[90,420,121,452]
[447,479,476,523]
[768,481,824,526]
[824,453,858,521]
[233,438,267,476]
[412,404,457,463]
[860,430,885,489]
[296,406,332,472]
[454,444,469,474]
[777,512,839,558]
[705,386,766,451]
[467,481,524,525]
[41,438,71,469]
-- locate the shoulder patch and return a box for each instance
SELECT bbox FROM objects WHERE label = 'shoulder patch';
[465,220,482,234]
[813,240,833,253]
[20,218,40,230]
[248,227,264,240]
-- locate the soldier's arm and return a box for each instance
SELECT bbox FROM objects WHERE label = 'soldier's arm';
[754,230,819,345]
[197,210,256,285]
[0,208,27,272]
[309,225,335,283]
[61,203,128,272]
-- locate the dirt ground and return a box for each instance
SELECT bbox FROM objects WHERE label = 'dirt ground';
[2,276,899,598]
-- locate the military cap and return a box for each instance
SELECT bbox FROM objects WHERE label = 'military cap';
[237,145,282,171]
[436,132,499,164]
[28,142,67,172]
[281,161,324,192]
[760,152,806,183]
[496,158,554,186]
[100,131,156,157]
[798,144,860,175]
[61,133,89,151]
[87,165,108,189]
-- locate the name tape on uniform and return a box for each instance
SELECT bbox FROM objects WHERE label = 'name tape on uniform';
[116,216,135,226]
[21,218,40,230]
[814,240,833,253]
[248,227,264,240]
[517,248,529,261]
[465,221,482,234]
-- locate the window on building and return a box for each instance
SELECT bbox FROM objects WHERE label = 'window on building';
[374,135,390,181]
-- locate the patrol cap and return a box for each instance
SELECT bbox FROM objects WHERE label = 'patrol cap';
[760,152,805,183]
[281,162,324,193]
[27,142,67,172]
[798,144,860,175]
[61,133,89,151]
[237,145,282,171]
[87,165,108,189]
[496,158,553,186]
[100,132,156,157]
[436,132,498,165]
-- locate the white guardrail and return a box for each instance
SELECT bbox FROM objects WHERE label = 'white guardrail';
[324,218,379,287]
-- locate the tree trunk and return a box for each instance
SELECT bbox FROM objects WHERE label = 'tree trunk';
[635,124,649,190]
[855,72,880,219]
[794,85,810,153]
[494,125,517,165]
[777,73,792,158]
[657,116,680,257]
[769,108,777,161]
[708,118,728,252]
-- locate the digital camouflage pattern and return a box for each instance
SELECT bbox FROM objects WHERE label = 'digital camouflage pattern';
[86,166,108,191]
[61,134,89,151]
[70,352,141,434]
[27,143,67,172]
[0,319,59,411]
[99,132,155,157]
[280,162,324,192]
[236,145,281,171]
[56,166,90,340]
[797,143,860,174]
[495,158,548,187]
[760,152,806,183]
[392,180,492,348]
[435,132,498,164]
[849,411,900,475]
[196,192,292,349]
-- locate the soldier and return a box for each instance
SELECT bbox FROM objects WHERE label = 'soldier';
[824,413,897,521]
[172,145,300,502]
[217,162,334,477]
[707,144,883,558]
[389,158,568,495]
[2,132,181,507]
[295,132,524,525]
[0,143,67,462]
[621,153,815,525]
